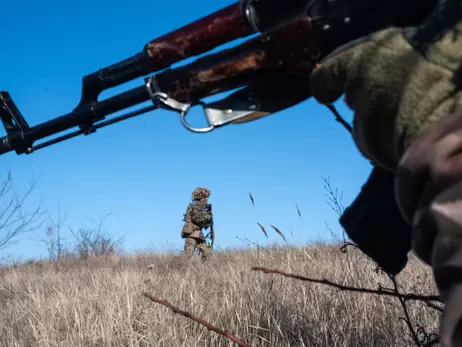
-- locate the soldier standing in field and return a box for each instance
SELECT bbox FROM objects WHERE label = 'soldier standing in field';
[181,187,213,260]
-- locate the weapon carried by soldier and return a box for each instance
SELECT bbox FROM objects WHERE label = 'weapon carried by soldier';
[0,0,436,156]
[205,204,215,250]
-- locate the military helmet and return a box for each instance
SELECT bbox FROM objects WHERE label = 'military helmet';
[192,187,211,201]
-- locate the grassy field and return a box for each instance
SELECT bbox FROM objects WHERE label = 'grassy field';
[0,243,441,347]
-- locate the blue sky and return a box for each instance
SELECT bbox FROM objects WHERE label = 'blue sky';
[0,0,372,261]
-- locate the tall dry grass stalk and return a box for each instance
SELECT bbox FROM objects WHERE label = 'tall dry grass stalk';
[0,244,440,346]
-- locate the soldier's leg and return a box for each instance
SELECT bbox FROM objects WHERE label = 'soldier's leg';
[196,242,211,260]
[183,237,198,258]
[395,109,462,347]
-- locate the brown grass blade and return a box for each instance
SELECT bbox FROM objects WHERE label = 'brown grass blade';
[143,292,251,347]
[249,193,255,207]
[295,202,302,218]
[270,225,287,242]
[256,222,268,238]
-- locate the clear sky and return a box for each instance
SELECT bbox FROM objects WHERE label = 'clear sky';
[1,0,373,261]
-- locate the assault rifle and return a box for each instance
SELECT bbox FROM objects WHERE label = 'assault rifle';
[0,0,437,156]
[205,204,215,249]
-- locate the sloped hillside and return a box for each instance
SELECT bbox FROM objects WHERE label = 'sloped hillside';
[0,244,440,346]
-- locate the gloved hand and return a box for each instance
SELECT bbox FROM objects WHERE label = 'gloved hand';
[309,24,462,172]
[308,18,462,347]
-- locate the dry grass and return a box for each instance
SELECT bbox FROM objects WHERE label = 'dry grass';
[0,243,440,347]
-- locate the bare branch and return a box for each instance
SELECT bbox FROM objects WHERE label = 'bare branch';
[39,203,68,261]
[425,301,443,313]
[388,275,422,346]
[251,267,441,303]
[321,177,441,346]
[143,292,251,347]
[0,170,45,252]
[326,104,352,133]
[69,214,123,259]
[321,176,345,218]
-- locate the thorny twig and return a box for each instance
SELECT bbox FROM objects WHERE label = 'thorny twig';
[389,274,422,346]
[422,333,440,347]
[143,292,251,347]
[416,324,440,346]
[320,175,442,346]
[425,301,443,312]
[253,264,441,346]
[251,267,441,303]
[383,274,441,347]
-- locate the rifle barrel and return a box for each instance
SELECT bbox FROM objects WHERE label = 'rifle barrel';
[0,86,150,155]
[0,17,319,156]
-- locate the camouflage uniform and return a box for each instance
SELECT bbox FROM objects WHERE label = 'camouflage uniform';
[308,1,462,345]
[181,187,213,260]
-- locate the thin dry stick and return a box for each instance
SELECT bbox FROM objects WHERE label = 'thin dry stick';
[425,301,443,312]
[388,275,421,346]
[251,267,441,303]
[326,104,352,133]
[143,292,251,347]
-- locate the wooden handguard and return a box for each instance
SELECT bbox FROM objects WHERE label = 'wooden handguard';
[152,16,320,102]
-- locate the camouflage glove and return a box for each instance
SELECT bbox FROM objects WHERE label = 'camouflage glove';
[309,10,462,346]
[309,18,462,254]
[309,22,462,172]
